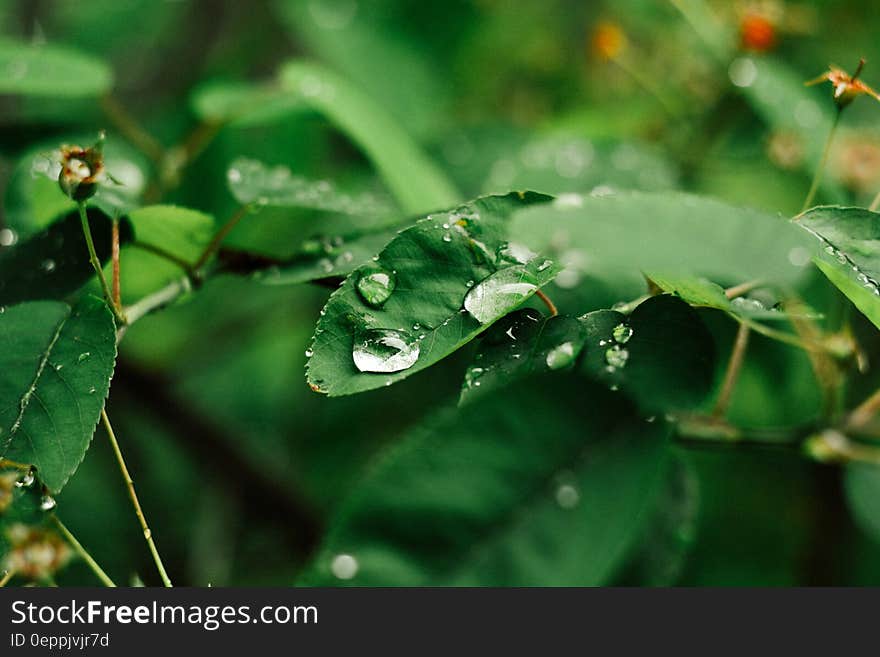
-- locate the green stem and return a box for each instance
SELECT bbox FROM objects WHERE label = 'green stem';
[869,189,880,212]
[78,203,127,325]
[801,110,841,213]
[101,409,173,587]
[132,241,196,276]
[0,569,14,587]
[194,205,249,271]
[122,276,192,329]
[100,95,165,166]
[713,322,750,417]
[52,516,116,587]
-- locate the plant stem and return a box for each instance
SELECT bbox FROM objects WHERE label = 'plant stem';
[101,409,173,587]
[0,569,14,587]
[869,189,880,212]
[78,203,127,325]
[111,218,122,309]
[801,110,841,213]
[536,289,558,316]
[846,387,880,431]
[132,241,196,276]
[725,279,764,299]
[51,516,116,587]
[123,276,192,328]
[100,95,165,166]
[194,205,249,271]
[713,322,750,417]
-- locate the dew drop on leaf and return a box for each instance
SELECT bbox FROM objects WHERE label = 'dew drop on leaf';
[463,266,538,324]
[612,323,633,344]
[352,328,420,373]
[605,345,629,369]
[40,494,57,511]
[331,553,359,580]
[555,484,580,509]
[41,259,56,273]
[15,468,35,488]
[545,342,576,370]
[356,265,396,307]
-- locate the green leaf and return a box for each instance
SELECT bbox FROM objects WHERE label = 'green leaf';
[796,206,880,329]
[306,193,557,396]
[844,464,880,545]
[579,295,716,413]
[0,208,133,307]
[227,158,393,217]
[0,296,117,493]
[460,309,585,403]
[279,61,460,215]
[509,191,815,286]
[298,374,674,586]
[190,80,304,126]
[0,39,113,97]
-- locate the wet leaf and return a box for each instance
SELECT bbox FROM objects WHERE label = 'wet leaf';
[0,296,116,493]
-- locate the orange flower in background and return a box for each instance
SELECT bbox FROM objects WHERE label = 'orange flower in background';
[740,13,777,52]
[806,59,880,109]
[590,20,627,61]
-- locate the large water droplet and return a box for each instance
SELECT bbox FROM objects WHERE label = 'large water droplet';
[545,342,576,370]
[497,242,537,265]
[464,267,538,324]
[612,323,633,344]
[352,329,420,373]
[40,494,56,511]
[356,266,396,307]
[15,468,35,488]
[331,553,359,580]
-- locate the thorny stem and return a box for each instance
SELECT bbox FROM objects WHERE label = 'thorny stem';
[100,95,165,166]
[0,569,14,587]
[536,289,558,316]
[869,189,880,212]
[194,205,249,271]
[111,219,122,309]
[101,409,173,587]
[79,203,127,325]
[801,110,841,213]
[51,516,116,587]
[713,322,751,417]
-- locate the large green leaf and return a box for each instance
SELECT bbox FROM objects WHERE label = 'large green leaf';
[279,61,460,215]
[298,374,674,586]
[0,208,132,307]
[796,206,880,329]
[579,295,716,413]
[0,296,116,493]
[306,193,558,396]
[0,39,113,98]
[227,158,393,217]
[509,191,815,286]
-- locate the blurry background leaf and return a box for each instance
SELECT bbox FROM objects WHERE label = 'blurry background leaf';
[0,39,113,97]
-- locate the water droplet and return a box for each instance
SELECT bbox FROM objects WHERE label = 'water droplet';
[77,352,90,363]
[788,246,810,267]
[497,242,536,265]
[331,553,359,580]
[553,193,583,209]
[464,267,538,324]
[356,266,396,307]
[305,349,314,358]
[227,168,242,183]
[442,233,452,242]
[41,259,56,273]
[88,386,96,394]
[555,484,580,509]
[729,57,757,87]
[0,228,17,247]
[612,323,633,344]
[352,329,420,373]
[53,363,63,371]
[15,468,35,488]
[40,494,56,511]
[546,342,576,370]
[730,297,765,313]
[465,280,474,288]
[605,345,629,369]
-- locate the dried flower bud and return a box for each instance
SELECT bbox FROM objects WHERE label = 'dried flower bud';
[806,59,880,110]
[58,134,106,201]
[2,524,71,581]
[590,21,627,62]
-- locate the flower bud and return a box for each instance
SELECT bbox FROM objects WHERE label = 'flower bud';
[57,135,106,201]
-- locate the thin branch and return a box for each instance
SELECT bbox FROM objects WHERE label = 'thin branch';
[122,276,192,330]
[101,408,173,587]
[801,110,841,213]
[712,322,750,417]
[51,516,116,587]
[0,569,14,587]
[870,189,880,212]
[100,95,165,166]
[846,387,880,432]
[725,279,764,299]
[111,218,122,309]
[78,203,126,325]
[132,241,196,276]
[194,206,249,271]
[536,289,558,316]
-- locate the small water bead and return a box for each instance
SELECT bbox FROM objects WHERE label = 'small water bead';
[77,352,90,363]
[305,349,314,358]
[442,233,452,242]
[612,323,633,344]
[463,267,539,324]
[356,265,396,307]
[40,494,57,512]
[555,484,580,509]
[730,297,765,313]
[545,342,576,370]
[331,553,359,580]
[605,345,629,369]
[352,328,420,373]
[41,259,56,273]
[0,228,17,247]
[15,469,35,488]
